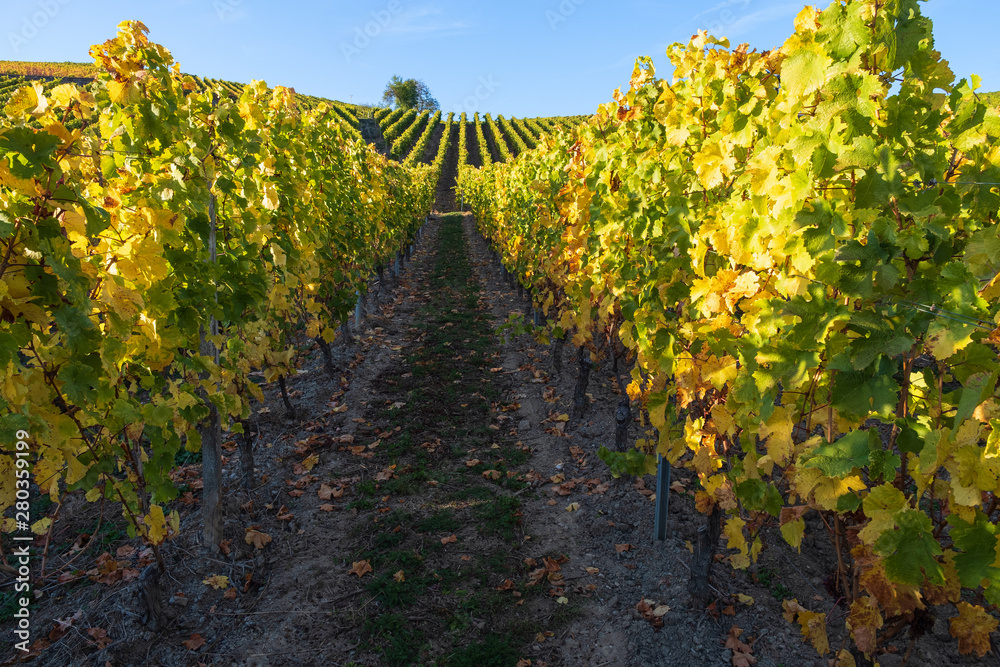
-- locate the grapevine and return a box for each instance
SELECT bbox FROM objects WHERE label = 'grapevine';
[458,1,1000,659]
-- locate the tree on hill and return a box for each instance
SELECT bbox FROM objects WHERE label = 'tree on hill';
[382,75,439,111]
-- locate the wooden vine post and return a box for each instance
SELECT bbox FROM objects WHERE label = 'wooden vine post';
[199,186,224,552]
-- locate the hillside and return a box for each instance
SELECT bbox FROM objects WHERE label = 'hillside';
[0,61,590,172]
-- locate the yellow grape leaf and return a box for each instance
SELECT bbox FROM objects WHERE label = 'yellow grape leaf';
[981,271,1000,301]
[702,355,737,391]
[780,518,805,552]
[262,182,280,211]
[692,436,723,477]
[950,601,999,657]
[736,593,754,605]
[565,503,580,512]
[31,518,52,535]
[792,466,866,511]
[760,406,794,466]
[834,649,856,667]
[107,79,140,105]
[65,454,89,487]
[723,516,750,569]
[393,570,405,583]
[783,599,830,656]
[202,574,229,590]
[270,241,286,266]
[858,483,906,545]
[692,140,736,190]
[710,403,735,437]
[144,505,168,545]
[926,319,974,360]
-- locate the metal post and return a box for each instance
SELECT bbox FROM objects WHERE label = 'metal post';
[654,454,671,541]
[354,290,362,333]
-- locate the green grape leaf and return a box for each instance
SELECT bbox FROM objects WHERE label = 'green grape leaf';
[831,356,899,418]
[874,509,944,585]
[801,429,872,478]
[948,511,1000,591]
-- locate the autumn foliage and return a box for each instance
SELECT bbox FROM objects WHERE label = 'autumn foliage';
[459,0,1000,659]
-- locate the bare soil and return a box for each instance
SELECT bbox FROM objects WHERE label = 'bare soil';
[465,123,482,168]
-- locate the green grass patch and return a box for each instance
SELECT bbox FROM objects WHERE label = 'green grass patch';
[474,496,522,540]
[416,510,461,533]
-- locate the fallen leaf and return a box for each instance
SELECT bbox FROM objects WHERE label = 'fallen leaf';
[223,589,237,600]
[85,627,111,649]
[556,596,568,604]
[349,560,373,578]
[244,530,272,550]
[182,633,206,651]
[301,453,319,470]
[483,470,502,480]
[319,504,334,512]
[202,575,229,590]
[496,579,515,591]
[441,535,458,545]
[565,503,580,512]
[615,543,633,553]
[585,567,600,575]
[635,598,665,630]
[393,570,406,583]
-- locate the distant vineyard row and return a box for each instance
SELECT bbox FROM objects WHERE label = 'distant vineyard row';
[372,105,586,166]
[0,63,590,169]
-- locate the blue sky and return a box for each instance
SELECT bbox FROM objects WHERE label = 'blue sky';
[2,0,997,118]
